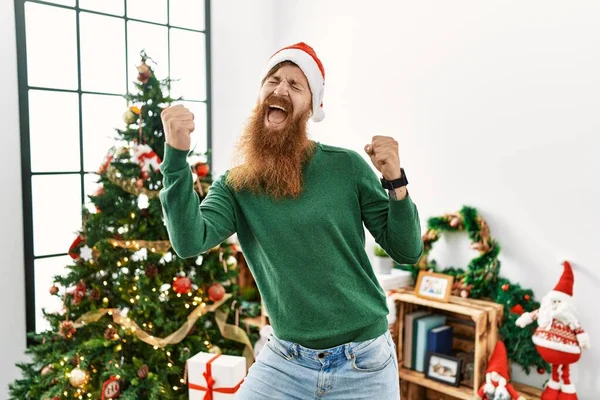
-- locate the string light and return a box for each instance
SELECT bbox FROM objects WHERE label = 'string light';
[103,281,108,286]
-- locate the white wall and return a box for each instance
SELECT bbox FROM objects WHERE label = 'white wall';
[264,0,599,397]
[210,0,277,177]
[1,0,27,398]
[214,0,600,396]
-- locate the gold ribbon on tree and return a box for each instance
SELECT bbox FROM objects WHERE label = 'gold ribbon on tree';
[91,239,172,259]
[105,165,160,198]
[73,293,255,368]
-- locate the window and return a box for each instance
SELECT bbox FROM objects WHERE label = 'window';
[14,0,212,336]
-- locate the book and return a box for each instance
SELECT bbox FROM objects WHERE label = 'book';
[427,325,453,355]
[402,310,430,368]
[414,314,447,372]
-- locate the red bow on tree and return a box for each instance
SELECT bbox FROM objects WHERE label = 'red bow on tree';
[188,354,243,400]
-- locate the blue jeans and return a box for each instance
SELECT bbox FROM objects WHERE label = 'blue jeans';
[236,329,400,399]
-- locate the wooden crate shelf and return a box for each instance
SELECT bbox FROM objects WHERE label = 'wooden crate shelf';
[389,287,542,400]
[399,367,473,400]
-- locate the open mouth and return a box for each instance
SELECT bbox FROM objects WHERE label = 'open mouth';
[266,104,289,127]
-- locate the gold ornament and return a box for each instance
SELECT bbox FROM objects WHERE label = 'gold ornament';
[69,367,89,387]
[123,110,137,125]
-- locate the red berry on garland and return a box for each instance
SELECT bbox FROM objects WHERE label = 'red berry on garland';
[208,282,225,302]
[538,367,546,374]
[524,294,531,301]
[502,284,510,291]
[173,276,192,294]
[510,304,524,315]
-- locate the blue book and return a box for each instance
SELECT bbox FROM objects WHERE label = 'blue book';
[427,325,453,355]
[414,315,447,372]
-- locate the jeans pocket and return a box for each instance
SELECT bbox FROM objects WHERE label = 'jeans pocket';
[351,333,394,373]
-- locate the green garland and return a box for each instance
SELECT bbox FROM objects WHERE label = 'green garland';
[397,206,549,374]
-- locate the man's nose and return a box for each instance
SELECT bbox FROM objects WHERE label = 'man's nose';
[273,81,289,97]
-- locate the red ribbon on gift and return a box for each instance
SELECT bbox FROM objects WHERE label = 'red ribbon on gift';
[188,353,243,400]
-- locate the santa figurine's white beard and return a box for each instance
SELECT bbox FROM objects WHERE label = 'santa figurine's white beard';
[538,296,578,328]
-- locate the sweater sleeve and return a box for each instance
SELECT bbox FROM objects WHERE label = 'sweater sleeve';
[354,151,424,264]
[159,144,236,259]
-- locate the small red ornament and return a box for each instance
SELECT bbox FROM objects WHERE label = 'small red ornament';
[208,283,225,302]
[510,304,524,315]
[524,294,531,301]
[49,285,59,295]
[538,367,546,374]
[137,62,152,84]
[102,376,121,400]
[193,162,210,178]
[173,277,192,294]
[136,178,144,189]
[502,284,510,291]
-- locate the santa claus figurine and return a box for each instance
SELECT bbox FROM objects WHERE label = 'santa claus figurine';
[474,340,525,400]
[515,261,591,400]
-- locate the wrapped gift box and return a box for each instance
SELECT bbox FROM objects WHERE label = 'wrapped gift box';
[376,268,412,291]
[187,352,247,400]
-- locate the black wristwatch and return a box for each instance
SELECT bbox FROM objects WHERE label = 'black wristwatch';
[380,168,408,190]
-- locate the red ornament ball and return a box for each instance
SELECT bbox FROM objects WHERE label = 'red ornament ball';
[49,285,59,295]
[194,162,210,178]
[501,284,510,291]
[173,277,192,294]
[538,367,546,374]
[208,283,225,302]
[524,294,531,301]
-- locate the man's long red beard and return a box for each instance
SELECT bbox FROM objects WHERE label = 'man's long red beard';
[226,95,316,200]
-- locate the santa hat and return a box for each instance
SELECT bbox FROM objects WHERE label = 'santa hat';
[261,42,325,122]
[548,261,574,303]
[486,341,509,381]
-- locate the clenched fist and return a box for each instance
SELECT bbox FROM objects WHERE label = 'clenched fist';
[364,135,401,180]
[161,104,195,151]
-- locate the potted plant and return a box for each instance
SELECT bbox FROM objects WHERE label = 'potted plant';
[373,244,394,274]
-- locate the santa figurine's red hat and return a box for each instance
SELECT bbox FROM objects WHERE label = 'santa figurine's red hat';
[261,42,326,123]
[548,261,574,303]
[486,340,510,380]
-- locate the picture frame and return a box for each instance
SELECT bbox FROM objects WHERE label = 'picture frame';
[415,270,454,302]
[424,352,463,387]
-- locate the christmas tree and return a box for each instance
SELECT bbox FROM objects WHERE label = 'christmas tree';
[9,51,260,400]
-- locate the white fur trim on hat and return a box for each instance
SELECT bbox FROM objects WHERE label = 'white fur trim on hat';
[261,48,325,123]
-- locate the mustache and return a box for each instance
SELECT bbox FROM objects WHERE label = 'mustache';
[262,93,293,114]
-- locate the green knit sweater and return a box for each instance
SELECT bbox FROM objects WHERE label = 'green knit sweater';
[159,141,423,349]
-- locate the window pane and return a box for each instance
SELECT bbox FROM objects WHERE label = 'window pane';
[127,21,168,93]
[25,3,78,90]
[84,173,101,213]
[82,94,126,172]
[29,90,80,172]
[35,0,75,7]
[80,13,126,94]
[170,0,204,31]
[35,256,73,333]
[178,101,207,156]
[126,0,167,24]
[170,28,206,101]
[80,0,124,16]
[32,175,82,256]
